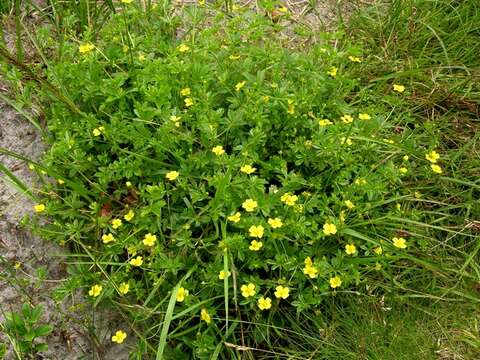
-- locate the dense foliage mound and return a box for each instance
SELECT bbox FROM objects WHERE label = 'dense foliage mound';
[9,2,476,358]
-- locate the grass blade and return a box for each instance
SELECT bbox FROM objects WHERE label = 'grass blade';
[156,266,196,360]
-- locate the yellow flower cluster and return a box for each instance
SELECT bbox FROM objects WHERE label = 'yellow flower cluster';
[218,270,231,280]
[392,237,407,249]
[323,222,337,235]
[212,145,225,156]
[280,193,298,206]
[426,150,443,174]
[79,43,95,54]
[302,257,318,278]
[34,204,45,213]
[242,198,258,212]
[124,210,134,221]
[227,212,241,223]
[240,164,256,174]
[200,308,211,324]
[111,218,122,229]
[143,233,157,247]
[176,287,189,302]
[345,243,357,255]
[249,225,264,238]
[111,330,127,344]
[166,170,179,181]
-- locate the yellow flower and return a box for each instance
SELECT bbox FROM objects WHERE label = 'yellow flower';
[249,240,263,251]
[212,145,225,156]
[318,119,333,126]
[227,212,241,223]
[341,115,353,124]
[392,237,407,249]
[341,137,353,146]
[126,181,132,187]
[118,282,130,295]
[57,179,65,185]
[92,126,104,136]
[124,210,134,221]
[240,164,256,174]
[166,170,179,181]
[180,87,191,96]
[303,265,318,279]
[278,5,288,13]
[88,284,102,297]
[399,167,408,174]
[178,43,190,52]
[198,0,206,5]
[358,113,371,120]
[218,270,231,280]
[235,81,246,92]
[143,233,157,247]
[327,66,338,77]
[102,233,115,244]
[111,218,122,229]
[304,256,313,267]
[184,98,193,107]
[329,276,342,288]
[79,43,95,54]
[373,246,383,255]
[268,217,283,229]
[403,155,409,161]
[111,330,127,344]
[345,200,355,209]
[280,193,298,206]
[393,84,405,93]
[34,204,45,213]
[323,223,337,235]
[169,115,181,127]
[240,283,256,298]
[354,178,367,185]
[426,150,440,163]
[121,0,133,3]
[274,285,289,299]
[257,297,272,310]
[138,53,146,61]
[431,164,443,174]
[339,210,346,223]
[348,55,362,63]
[345,244,356,255]
[249,225,264,238]
[200,308,211,324]
[129,256,143,266]
[242,198,258,212]
[176,287,189,302]
[287,99,295,115]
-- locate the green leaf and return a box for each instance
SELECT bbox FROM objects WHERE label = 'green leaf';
[34,325,53,338]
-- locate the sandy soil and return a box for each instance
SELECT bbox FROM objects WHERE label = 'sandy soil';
[0,100,92,359]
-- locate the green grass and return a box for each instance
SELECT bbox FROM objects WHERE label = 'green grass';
[0,0,479,359]
[289,296,479,360]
